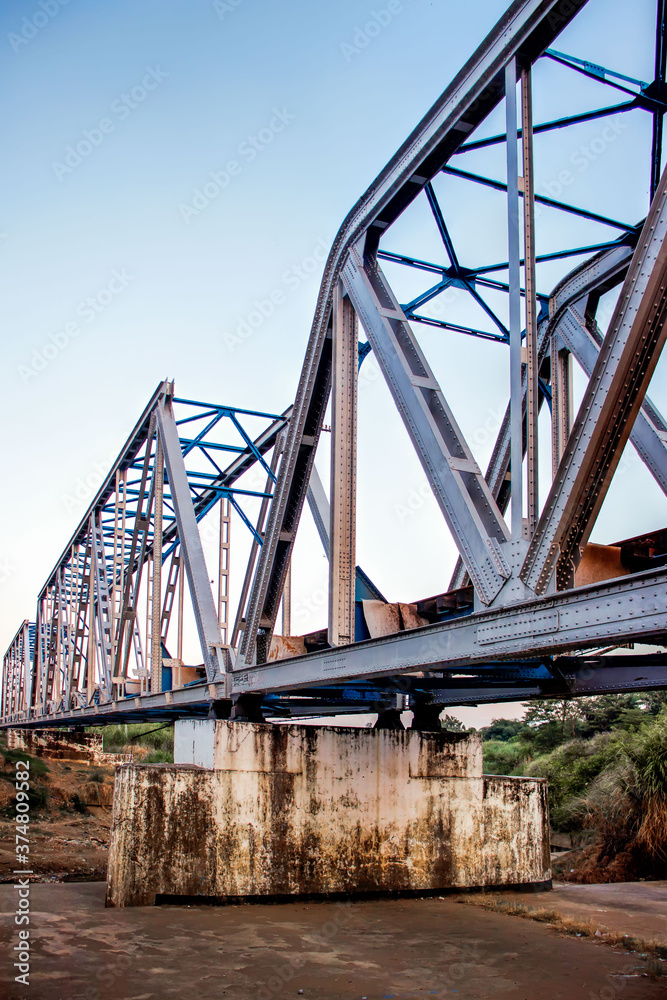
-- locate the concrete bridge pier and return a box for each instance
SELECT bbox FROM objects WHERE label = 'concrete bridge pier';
[105,721,551,907]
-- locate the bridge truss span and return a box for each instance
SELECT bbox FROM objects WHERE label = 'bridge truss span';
[4,0,667,729]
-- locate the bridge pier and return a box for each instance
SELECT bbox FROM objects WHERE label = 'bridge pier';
[106,721,550,907]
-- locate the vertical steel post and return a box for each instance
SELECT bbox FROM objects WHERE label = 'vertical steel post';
[150,436,164,695]
[282,560,292,636]
[177,555,184,662]
[651,0,667,201]
[231,437,284,649]
[114,418,155,682]
[54,571,66,705]
[551,338,573,477]
[1,651,6,719]
[86,570,96,704]
[2,637,11,718]
[328,282,358,647]
[21,623,29,714]
[156,397,228,688]
[111,469,127,669]
[307,464,331,558]
[521,65,539,538]
[218,498,231,646]
[40,592,50,713]
[4,651,10,718]
[145,551,153,686]
[506,58,523,540]
[37,598,48,713]
[67,542,84,705]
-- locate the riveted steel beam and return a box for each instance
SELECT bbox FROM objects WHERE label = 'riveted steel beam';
[449,243,640,591]
[155,397,228,689]
[426,655,667,704]
[522,166,667,593]
[329,284,358,646]
[232,564,667,693]
[522,64,539,538]
[506,57,524,541]
[233,0,591,665]
[342,247,511,606]
[556,304,667,496]
[307,464,331,559]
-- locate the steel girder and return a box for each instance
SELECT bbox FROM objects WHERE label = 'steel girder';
[6,0,667,727]
[235,0,594,667]
[3,382,288,724]
[1,622,31,721]
[328,285,358,646]
[553,309,667,498]
[9,648,667,730]
[447,241,667,591]
[341,248,511,605]
[522,170,667,592]
[232,565,667,693]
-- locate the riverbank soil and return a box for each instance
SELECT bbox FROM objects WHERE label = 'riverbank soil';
[0,882,665,999]
[0,749,113,883]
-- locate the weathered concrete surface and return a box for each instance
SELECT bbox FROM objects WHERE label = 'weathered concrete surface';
[7,727,129,765]
[1,882,664,1000]
[482,775,550,885]
[107,722,550,906]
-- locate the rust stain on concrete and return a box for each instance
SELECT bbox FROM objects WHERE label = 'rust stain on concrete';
[107,723,550,907]
[7,727,129,765]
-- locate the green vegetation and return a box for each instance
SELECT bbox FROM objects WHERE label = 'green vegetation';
[142,750,172,763]
[93,723,174,761]
[71,793,87,814]
[27,785,49,810]
[1,746,50,777]
[440,715,467,733]
[479,693,667,879]
[0,736,50,814]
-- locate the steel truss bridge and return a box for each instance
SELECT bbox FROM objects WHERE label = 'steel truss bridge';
[4,0,667,731]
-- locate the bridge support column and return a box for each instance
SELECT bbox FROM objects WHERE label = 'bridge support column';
[106,721,550,907]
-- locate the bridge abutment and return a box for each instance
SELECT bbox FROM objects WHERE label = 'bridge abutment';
[105,721,551,907]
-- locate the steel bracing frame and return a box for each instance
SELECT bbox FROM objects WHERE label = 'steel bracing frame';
[1,383,289,725]
[4,0,667,728]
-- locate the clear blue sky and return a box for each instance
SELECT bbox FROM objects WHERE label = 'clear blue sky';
[1,0,666,722]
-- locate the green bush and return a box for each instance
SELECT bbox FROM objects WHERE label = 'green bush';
[2,748,50,777]
[29,785,48,810]
[479,719,525,742]
[482,739,526,776]
[599,712,667,859]
[95,723,174,755]
[479,697,667,844]
[550,797,589,834]
[524,733,614,810]
[143,749,173,764]
[440,715,467,733]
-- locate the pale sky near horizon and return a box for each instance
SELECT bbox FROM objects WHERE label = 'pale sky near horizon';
[1,0,666,727]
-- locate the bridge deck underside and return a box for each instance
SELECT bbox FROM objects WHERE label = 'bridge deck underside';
[4,0,667,728]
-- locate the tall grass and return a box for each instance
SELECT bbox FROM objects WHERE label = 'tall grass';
[575,711,667,876]
[93,723,174,758]
[607,713,667,859]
